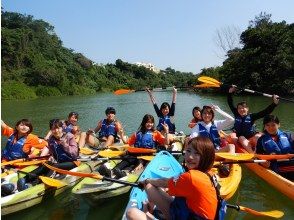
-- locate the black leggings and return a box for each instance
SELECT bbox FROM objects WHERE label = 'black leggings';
[23,161,77,182]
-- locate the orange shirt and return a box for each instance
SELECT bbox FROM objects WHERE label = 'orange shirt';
[127,130,166,146]
[2,125,48,154]
[167,170,217,220]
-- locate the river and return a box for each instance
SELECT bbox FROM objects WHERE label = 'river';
[2,91,294,219]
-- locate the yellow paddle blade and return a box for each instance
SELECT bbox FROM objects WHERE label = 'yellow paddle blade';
[113,89,134,95]
[197,76,221,86]
[39,176,67,187]
[216,153,254,161]
[138,156,154,161]
[194,83,220,88]
[108,144,130,151]
[1,159,24,166]
[14,160,47,166]
[80,147,95,155]
[239,206,284,218]
[98,150,125,158]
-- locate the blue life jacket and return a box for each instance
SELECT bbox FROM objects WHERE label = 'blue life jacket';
[63,123,74,133]
[2,133,27,160]
[49,137,76,163]
[234,114,256,138]
[99,119,118,138]
[261,130,293,154]
[198,123,221,150]
[134,131,155,149]
[157,116,175,134]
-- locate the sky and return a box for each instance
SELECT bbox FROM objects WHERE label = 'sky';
[2,0,294,74]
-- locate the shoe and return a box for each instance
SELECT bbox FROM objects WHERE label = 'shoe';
[113,168,126,179]
[97,164,112,177]
[1,183,15,196]
[17,178,29,191]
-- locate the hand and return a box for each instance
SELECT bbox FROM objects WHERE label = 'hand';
[146,87,151,93]
[211,104,220,111]
[229,85,237,93]
[272,94,279,105]
[173,86,177,93]
[162,122,169,134]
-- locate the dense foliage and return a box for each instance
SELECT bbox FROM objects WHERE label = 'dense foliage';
[199,13,294,95]
[1,11,195,100]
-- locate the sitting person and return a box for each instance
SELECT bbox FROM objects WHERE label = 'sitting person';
[99,114,169,179]
[256,115,294,180]
[188,106,202,128]
[16,119,79,191]
[188,105,235,153]
[79,107,124,148]
[126,136,219,220]
[227,86,279,153]
[1,119,48,161]
[44,112,81,143]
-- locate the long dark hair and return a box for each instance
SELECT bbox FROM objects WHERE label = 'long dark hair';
[138,114,155,133]
[15,119,33,135]
[186,136,215,172]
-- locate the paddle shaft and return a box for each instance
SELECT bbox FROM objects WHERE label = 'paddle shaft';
[102,176,140,187]
[216,158,293,165]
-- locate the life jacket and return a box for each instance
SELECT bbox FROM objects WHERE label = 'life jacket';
[260,130,292,154]
[134,131,155,149]
[198,123,221,150]
[63,123,74,133]
[157,115,175,134]
[49,137,77,163]
[2,133,27,160]
[98,119,118,138]
[234,114,256,138]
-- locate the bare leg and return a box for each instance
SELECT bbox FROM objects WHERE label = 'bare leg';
[78,132,87,148]
[126,207,154,220]
[104,135,115,148]
[238,136,254,153]
[145,183,173,219]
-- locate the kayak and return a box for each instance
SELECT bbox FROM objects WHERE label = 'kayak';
[121,151,185,220]
[236,145,294,200]
[1,161,101,216]
[72,141,184,205]
[121,150,242,219]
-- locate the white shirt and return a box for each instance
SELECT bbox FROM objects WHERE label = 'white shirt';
[190,107,234,139]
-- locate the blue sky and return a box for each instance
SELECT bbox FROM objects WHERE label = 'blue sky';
[2,0,294,74]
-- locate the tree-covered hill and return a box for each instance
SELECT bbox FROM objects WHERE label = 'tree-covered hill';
[1,10,196,100]
[198,13,294,95]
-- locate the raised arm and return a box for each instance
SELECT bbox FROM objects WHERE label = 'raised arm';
[251,95,279,121]
[211,105,234,130]
[172,87,177,103]
[146,88,156,105]
[227,86,238,115]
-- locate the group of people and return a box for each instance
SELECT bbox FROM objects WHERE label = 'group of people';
[2,86,294,219]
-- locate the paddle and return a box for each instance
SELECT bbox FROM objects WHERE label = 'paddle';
[77,155,154,161]
[1,155,51,166]
[42,162,139,187]
[214,158,293,166]
[227,204,284,218]
[197,76,294,102]
[17,170,67,188]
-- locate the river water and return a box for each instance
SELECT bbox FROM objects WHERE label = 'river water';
[2,91,294,219]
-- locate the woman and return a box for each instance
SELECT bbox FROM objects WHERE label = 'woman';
[16,119,79,191]
[189,105,235,153]
[1,119,48,161]
[126,137,218,220]
[99,114,169,179]
[256,115,294,180]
